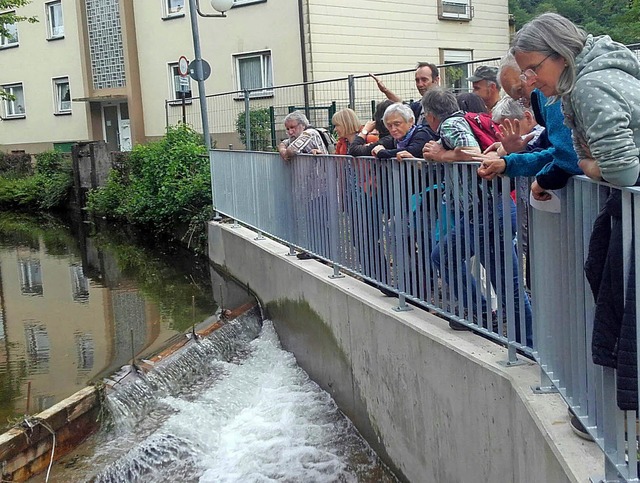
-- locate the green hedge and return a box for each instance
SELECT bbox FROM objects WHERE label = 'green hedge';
[0,151,72,210]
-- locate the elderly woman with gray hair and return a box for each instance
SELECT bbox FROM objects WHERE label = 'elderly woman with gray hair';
[512,12,640,412]
[512,12,640,187]
[371,103,436,160]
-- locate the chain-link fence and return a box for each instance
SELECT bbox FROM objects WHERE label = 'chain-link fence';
[166,57,501,151]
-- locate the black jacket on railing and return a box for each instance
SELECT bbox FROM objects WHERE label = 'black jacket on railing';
[374,125,437,160]
[585,190,637,410]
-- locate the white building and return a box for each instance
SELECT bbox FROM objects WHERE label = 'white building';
[0,0,510,153]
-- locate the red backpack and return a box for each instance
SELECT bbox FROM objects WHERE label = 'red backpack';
[463,112,501,151]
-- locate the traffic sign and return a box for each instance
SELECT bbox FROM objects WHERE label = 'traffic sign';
[178,56,189,77]
[188,59,211,81]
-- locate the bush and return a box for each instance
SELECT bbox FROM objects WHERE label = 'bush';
[86,124,212,250]
[236,108,273,151]
[0,151,32,176]
[0,150,72,210]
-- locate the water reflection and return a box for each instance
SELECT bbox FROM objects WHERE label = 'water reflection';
[0,213,241,426]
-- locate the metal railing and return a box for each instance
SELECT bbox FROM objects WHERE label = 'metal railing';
[165,57,500,150]
[211,149,640,482]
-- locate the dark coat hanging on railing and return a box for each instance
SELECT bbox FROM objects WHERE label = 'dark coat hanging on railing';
[585,190,638,410]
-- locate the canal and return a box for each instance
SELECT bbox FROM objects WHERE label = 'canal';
[0,213,396,482]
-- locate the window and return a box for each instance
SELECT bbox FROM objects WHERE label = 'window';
[438,0,473,21]
[166,0,184,16]
[24,322,50,373]
[0,14,18,47]
[2,83,26,118]
[46,1,64,38]
[53,77,71,114]
[75,333,94,370]
[234,51,273,98]
[169,62,191,102]
[18,258,42,295]
[441,50,473,94]
[70,264,89,302]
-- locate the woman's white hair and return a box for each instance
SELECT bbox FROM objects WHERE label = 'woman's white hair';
[382,103,415,125]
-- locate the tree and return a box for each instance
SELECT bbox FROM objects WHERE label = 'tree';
[0,1,37,101]
[509,0,638,44]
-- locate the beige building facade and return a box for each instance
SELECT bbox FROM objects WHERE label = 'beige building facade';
[0,0,509,153]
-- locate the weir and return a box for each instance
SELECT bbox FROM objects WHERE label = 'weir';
[45,308,396,482]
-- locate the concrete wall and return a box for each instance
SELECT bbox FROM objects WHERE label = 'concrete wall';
[208,221,603,483]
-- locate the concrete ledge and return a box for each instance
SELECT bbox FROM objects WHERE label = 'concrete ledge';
[208,220,603,483]
[0,386,101,481]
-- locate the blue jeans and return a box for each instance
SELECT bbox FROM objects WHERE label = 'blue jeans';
[431,198,533,346]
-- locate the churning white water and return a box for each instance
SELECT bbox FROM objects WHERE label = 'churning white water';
[55,314,396,483]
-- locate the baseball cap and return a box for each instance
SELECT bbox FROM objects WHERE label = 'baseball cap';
[467,66,498,83]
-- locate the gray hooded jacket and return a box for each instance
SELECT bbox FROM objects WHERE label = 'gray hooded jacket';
[563,35,640,186]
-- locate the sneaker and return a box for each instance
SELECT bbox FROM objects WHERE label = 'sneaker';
[379,286,397,297]
[569,413,594,442]
[449,320,469,331]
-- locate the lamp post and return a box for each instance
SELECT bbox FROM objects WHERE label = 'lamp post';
[187,0,234,151]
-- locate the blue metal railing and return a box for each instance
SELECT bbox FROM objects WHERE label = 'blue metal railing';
[211,148,640,482]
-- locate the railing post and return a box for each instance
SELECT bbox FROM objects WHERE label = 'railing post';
[244,90,251,151]
[348,75,355,110]
[269,106,276,150]
[327,155,344,279]
[391,160,411,312]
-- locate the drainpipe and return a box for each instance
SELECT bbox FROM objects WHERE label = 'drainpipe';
[297,0,310,112]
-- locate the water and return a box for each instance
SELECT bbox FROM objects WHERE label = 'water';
[0,213,246,425]
[48,313,396,482]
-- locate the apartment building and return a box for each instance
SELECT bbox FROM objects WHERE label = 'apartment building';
[0,0,510,153]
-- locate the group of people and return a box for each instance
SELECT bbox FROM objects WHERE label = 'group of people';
[277,13,640,412]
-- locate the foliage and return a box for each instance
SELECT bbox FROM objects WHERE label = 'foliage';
[86,124,212,251]
[0,151,72,210]
[236,108,274,151]
[0,151,32,176]
[510,0,640,43]
[0,1,38,101]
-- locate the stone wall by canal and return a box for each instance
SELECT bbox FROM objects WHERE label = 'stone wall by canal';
[208,220,603,483]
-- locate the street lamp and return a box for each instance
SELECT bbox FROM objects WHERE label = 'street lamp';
[187,0,234,150]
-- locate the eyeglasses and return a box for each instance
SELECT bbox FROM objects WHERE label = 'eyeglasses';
[519,54,552,82]
[386,120,407,129]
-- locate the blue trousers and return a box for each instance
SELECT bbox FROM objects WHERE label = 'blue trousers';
[431,199,533,346]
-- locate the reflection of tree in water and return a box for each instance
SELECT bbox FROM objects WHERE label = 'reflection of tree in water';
[94,235,218,333]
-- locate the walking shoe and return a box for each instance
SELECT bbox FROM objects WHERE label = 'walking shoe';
[569,413,594,442]
[449,320,469,331]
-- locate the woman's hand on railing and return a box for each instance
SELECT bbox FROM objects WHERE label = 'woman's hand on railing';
[371,145,385,157]
[578,158,602,181]
[396,150,414,161]
[475,154,506,180]
[531,180,553,201]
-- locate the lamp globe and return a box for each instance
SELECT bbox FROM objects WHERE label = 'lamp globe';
[211,0,234,12]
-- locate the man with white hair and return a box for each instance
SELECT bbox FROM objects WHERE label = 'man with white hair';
[278,111,328,161]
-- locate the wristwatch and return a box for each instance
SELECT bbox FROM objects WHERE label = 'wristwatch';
[360,129,368,136]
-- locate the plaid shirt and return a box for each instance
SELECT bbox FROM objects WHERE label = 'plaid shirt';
[437,112,480,150]
[437,112,483,217]
[283,128,328,155]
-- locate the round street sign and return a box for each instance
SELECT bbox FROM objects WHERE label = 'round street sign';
[188,59,211,81]
[178,56,189,77]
